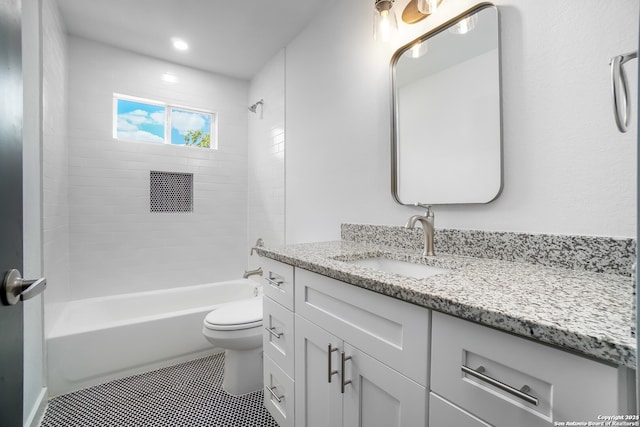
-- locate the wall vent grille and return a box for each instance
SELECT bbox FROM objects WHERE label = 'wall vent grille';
[150,171,193,213]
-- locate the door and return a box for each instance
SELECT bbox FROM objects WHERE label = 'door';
[294,315,343,427]
[0,0,24,426]
[342,343,427,427]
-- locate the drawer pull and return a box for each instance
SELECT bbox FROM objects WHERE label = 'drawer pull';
[266,385,284,403]
[341,351,352,394]
[265,274,284,288]
[265,327,282,339]
[327,344,339,383]
[461,365,539,406]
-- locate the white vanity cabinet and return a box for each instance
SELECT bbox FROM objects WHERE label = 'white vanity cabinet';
[261,258,295,427]
[260,257,430,427]
[430,312,634,426]
[260,256,635,427]
[294,268,429,427]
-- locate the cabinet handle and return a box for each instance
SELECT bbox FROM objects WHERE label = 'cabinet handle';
[461,365,538,406]
[327,344,339,383]
[265,327,282,339]
[265,274,284,288]
[266,385,284,403]
[341,351,352,394]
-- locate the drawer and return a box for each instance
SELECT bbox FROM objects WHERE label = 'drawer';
[264,354,294,427]
[260,257,294,310]
[263,296,294,378]
[431,312,624,426]
[295,268,430,386]
[430,392,493,427]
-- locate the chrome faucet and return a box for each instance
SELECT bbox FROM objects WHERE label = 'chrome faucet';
[405,205,435,257]
[243,267,263,279]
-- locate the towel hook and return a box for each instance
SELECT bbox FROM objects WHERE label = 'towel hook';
[610,51,637,133]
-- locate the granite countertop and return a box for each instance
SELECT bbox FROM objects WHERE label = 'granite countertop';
[256,240,636,368]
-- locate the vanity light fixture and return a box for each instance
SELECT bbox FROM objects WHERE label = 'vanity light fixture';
[171,38,189,51]
[417,0,441,14]
[401,0,443,24]
[374,0,398,42]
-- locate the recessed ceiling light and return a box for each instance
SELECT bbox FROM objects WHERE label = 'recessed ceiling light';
[172,38,189,51]
[162,73,178,83]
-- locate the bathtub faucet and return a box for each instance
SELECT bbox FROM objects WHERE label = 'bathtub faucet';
[243,267,263,279]
[405,204,435,257]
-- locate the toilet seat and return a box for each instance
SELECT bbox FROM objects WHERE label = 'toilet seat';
[204,296,263,331]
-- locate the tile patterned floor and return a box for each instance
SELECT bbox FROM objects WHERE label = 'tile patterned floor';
[40,353,279,427]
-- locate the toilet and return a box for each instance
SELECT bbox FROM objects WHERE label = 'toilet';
[202,295,264,395]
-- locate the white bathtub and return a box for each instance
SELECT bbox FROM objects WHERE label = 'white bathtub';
[47,279,260,396]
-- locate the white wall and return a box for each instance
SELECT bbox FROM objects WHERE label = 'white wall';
[66,37,249,299]
[285,0,638,242]
[248,49,286,262]
[42,0,70,322]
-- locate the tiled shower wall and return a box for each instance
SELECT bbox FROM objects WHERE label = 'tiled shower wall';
[42,0,70,308]
[66,37,249,299]
[247,49,286,265]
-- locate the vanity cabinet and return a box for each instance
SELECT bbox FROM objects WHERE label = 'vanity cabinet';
[430,312,633,426]
[261,256,634,427]
[261,258,430,427]
[261,258,295,427]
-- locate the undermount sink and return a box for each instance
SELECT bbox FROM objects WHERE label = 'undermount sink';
[346,257,450,279]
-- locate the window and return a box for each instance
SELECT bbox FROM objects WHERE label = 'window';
[114,94,216,149]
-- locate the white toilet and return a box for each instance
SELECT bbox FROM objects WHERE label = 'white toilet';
[202,295,264,395]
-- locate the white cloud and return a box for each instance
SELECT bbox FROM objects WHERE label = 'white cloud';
[118,109,164,126]
[150,111,165,124]
[117,117,139,132]
[171,110,206,135]
[120,109,153,125]
[117,108,165,142]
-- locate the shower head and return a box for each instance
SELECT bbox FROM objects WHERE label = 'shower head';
[248,99,264,113]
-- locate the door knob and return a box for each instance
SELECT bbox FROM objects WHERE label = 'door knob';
[1,269,46,306]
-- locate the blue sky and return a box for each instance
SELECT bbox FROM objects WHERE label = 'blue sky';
[170,108,212,145]
[116,99,165,143]
[116,99,213,145]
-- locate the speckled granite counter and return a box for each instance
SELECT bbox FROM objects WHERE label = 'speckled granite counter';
[255,240,636,368]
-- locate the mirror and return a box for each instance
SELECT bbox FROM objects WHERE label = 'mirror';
[391,4,502,205]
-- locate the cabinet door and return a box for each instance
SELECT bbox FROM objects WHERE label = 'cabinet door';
[295,315,343,427]
[342,343,427,427]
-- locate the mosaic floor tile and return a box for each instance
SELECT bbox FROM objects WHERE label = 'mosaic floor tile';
[40,353,279,427]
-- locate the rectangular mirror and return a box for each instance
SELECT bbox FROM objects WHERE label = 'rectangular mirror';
[391,4,502,205]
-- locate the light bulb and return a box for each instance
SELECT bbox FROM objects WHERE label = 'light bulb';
[417,0,439,15]
[379,10,391,42]
[374,1,398,43]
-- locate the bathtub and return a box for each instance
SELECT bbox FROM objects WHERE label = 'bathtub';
[47,279,260,397]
